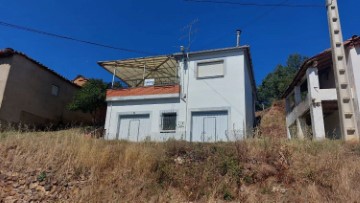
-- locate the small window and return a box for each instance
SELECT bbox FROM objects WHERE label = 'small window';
[197,60,224,79]
[51,85,59,96]
[161,112,177,131]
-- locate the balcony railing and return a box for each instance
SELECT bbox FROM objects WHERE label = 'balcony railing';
[119,77,180,89]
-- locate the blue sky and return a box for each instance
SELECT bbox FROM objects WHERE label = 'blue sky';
[0,0,359,85]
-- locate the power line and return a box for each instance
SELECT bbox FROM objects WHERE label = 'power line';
[241,0,289,29]
[198,0,292,48]
[184,0,323,8]
[0,20,158,55]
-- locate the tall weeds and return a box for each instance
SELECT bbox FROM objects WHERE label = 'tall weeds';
[1,129,360,202]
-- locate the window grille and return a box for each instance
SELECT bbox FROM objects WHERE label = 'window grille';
[161,113,177,131]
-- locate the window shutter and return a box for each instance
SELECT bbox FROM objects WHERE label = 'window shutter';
[197,60,224,78]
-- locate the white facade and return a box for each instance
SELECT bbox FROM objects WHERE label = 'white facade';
[347,45,360,135]
[284,37,360,140]
[103,47,256,142]
[348,47,360,102]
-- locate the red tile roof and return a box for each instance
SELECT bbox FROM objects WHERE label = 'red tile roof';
[107,85,180,98]
[350,35,360,47]
[72,75,89,87]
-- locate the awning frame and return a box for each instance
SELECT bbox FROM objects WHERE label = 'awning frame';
[98,55,179,87]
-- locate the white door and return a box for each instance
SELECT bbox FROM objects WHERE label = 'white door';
[128,120,140,141]
[117,114,150,141]
[203,117,216,142]
[191,111,228,142]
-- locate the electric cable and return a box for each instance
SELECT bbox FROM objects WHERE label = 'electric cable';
[184,0,323,8]
[0,20,158,55]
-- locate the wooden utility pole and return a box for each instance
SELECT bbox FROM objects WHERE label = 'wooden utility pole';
[326,0,359,140]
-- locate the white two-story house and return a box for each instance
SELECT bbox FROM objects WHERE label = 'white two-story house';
[98,46,257,142]
[283,35,360,140]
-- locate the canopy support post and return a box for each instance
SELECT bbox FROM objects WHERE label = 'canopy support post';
[111,67,116,88]
[142,64,146,85]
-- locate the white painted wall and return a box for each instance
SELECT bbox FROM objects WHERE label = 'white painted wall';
[104,48,256,141]
[347,46,360,134]
[348,46,360,110]
[180,50,249,140]
[105,98,185,141]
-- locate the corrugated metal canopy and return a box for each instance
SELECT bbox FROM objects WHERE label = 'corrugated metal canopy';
[98,55,178,87]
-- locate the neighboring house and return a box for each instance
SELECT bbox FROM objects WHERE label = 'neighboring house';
[0,48,91,127]
[72,75,89,87]
[98,46,257,142]
[283,35,360,140]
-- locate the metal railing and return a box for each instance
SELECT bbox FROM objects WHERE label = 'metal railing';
[120,77,180,88]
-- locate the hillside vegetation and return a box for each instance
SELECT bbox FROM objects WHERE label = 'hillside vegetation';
[258,100,287,139]
[1,129,360,202]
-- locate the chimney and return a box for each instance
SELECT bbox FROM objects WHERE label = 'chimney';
[236,29,242,47]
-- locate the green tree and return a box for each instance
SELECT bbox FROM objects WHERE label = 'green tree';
[109,81,124,89]
[68,79,108,125]
[257,54,308,108]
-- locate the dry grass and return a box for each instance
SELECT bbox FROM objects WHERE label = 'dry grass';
[1,129,360,202]
[259,100,287,138]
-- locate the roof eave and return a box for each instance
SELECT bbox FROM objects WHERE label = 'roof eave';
[281,35,360,99]
[242,46,258,100]
[173,45,250,58]
[0,48,81,88]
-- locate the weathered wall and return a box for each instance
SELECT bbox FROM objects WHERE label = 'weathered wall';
[285,44,360,140]
[0,54,91,126]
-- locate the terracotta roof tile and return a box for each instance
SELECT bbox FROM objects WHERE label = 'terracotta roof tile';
[107,85,180,98]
